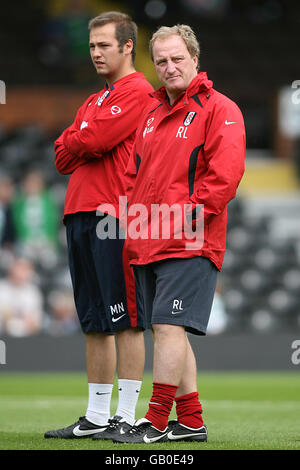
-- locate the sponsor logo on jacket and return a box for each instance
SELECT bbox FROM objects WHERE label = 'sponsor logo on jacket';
[143,117,155,138]
[183,111,197,126]
[96,90,110,106]
[176,112,197,139]
[111,105,122,114]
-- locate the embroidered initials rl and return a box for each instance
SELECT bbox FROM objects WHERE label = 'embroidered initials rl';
[172,299,184,314]
[176,126,188,139]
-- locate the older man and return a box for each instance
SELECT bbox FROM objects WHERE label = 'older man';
[114,24,245,444]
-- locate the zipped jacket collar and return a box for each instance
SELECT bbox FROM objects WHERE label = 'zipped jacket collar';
[151,72,213,108]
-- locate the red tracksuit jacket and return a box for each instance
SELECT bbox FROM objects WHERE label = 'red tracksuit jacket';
[54,72,154,327]
[124,72,246,271]
[54,72,154,219]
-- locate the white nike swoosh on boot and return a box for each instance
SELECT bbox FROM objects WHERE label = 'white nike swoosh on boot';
[72,425,106,436]
[167,430,205,440]
[143,431,168,443]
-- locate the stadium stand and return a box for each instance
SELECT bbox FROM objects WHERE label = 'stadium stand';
[0,0,300,338]
[1,128,299,336]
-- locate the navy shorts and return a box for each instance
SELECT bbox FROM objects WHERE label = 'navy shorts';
[133,257,218,335]
[66,212,143,334]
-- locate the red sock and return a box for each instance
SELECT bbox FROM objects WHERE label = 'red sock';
[175,392,204,428]
[145,382,178,431]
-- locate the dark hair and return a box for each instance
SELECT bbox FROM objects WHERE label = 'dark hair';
[88,11,137,63]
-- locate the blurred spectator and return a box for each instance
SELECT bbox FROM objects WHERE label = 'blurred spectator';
[0,172,16,251]
[0,257,44,337]
[45,288,79,336]
[39,0,95,67]
[12,170,59,269]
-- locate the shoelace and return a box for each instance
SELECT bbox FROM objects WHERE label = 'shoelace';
[128,423,149,435]
[107,417,122,430]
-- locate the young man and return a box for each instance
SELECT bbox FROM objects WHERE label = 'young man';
[44,12,154,440]
[113,24,246,443]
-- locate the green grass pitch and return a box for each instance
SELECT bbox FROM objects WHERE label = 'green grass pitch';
[0,371,299,451]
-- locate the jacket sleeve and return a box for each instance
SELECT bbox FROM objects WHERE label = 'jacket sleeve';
[54,96,95,175]
[62,89,145,159]
[124,103,153,202]
[125,142,138,202]
[190,97,246,223]
[54,133,88,175]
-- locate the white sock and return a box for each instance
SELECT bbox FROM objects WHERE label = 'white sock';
[85,383,113,425]
[115,379,142,425]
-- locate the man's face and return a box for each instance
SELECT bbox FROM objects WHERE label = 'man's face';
[89,23,129,84]
[152,35,198,104]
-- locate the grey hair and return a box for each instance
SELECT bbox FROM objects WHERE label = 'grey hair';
[149,24,200,70]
